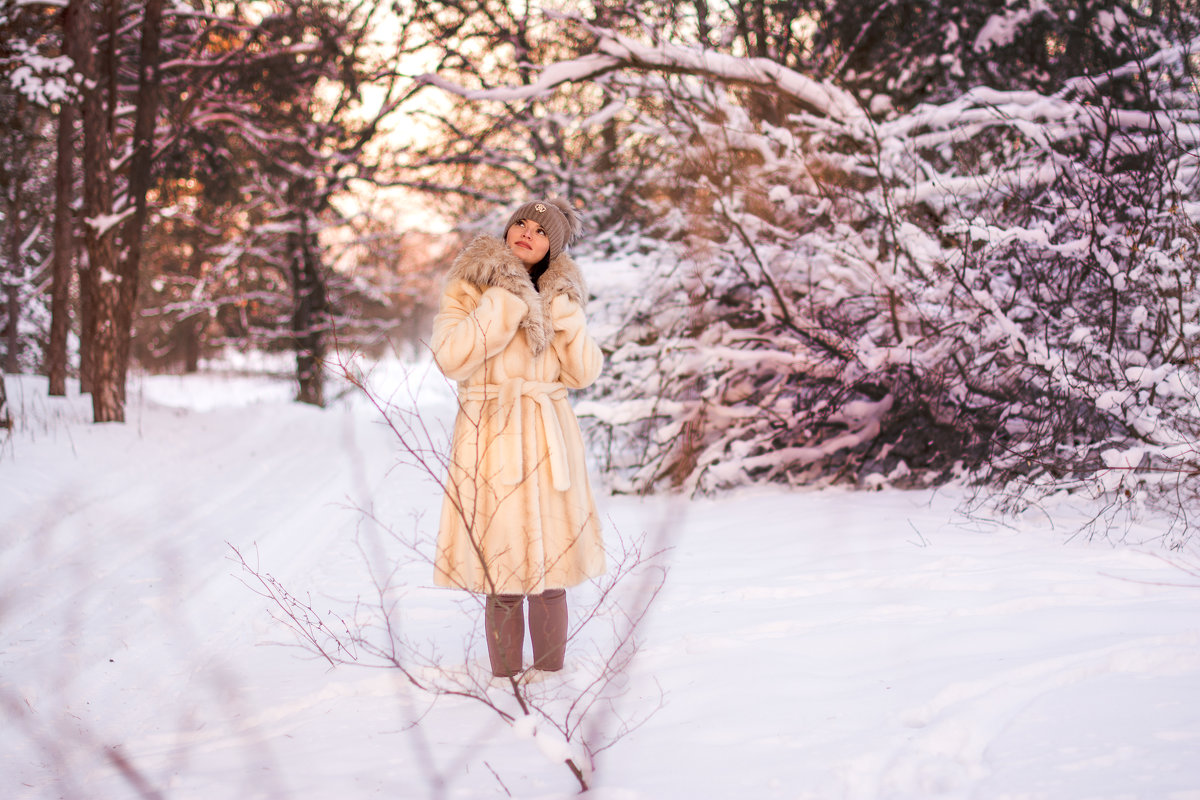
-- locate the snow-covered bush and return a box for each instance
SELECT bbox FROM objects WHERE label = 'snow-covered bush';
[493,12,1200,509]
[577,49,1200,503]
[404,1,1200,518]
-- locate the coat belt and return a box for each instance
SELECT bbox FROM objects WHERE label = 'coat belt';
[460,379,572,492]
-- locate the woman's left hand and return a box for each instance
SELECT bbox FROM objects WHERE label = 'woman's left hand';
[550,294,586,333]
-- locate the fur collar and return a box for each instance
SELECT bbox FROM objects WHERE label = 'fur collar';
[445,235,588,355]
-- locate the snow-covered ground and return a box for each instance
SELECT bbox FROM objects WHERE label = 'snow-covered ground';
[2,363,1198,800]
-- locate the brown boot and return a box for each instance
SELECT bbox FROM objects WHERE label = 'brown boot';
[528,589,567,672]
[485,594,525,677]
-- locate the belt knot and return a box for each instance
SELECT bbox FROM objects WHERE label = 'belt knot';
[460,379,572,491]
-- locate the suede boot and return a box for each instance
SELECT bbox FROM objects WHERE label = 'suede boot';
[485,594,525,677]
[528,589,568,671]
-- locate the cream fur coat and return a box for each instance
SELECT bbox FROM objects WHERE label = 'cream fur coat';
[431,235,606,595]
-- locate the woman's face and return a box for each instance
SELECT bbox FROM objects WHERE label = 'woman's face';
[506,218,550,267]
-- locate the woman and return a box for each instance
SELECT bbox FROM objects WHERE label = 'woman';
[431,197,605,678]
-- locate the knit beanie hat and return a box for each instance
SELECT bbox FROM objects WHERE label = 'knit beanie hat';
[502,197,582,261]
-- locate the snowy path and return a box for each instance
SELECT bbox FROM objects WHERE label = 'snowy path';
[1,370,1198,799]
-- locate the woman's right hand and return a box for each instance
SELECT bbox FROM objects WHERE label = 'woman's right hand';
[483,285,530,320]
[432,280,529,380]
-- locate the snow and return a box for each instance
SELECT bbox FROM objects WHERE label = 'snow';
[2,366,1200,799]
[6,34,72,107]
[419,53,623,103]
[85,209,136,239]
[973,3,1050,53]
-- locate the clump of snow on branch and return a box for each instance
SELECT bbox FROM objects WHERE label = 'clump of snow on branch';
[5,39,72,106]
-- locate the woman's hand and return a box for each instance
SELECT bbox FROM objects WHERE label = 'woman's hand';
[549,293,602,388]
[483,285,530,319]
[550,294,586,333]
[432,280,530,380]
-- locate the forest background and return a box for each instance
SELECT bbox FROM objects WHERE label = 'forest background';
[4,0,1200,517]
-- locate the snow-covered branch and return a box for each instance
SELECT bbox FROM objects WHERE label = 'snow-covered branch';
[419,14,865,126]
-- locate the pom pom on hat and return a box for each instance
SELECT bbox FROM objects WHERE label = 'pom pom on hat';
[503,197,582,261]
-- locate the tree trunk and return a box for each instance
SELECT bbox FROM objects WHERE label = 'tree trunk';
[4,285,17,374]
[47,92,76,397]
[288,183,328,408]
[68,0,121,421]
[183,227,204,373]
[4,151,22,375]
[67,4,91,397]
[0,370,11,429]
[115,0,164,392]
[183,317,202,373]
[78,256,94,394]
[291,216,328,408]
[68,0,163,422]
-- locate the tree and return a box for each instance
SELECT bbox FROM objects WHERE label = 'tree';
[0,367,9,429]
[0,1,60,378]
[378,0,635,219]
[46,71,74,397]
[63,0,165,422]
[132,0,412,404]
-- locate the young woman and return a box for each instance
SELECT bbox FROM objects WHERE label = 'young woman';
[431,198,605,678]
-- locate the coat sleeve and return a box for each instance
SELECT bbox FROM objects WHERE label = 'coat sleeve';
[432,280,529,381]
[549,294,603,389]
